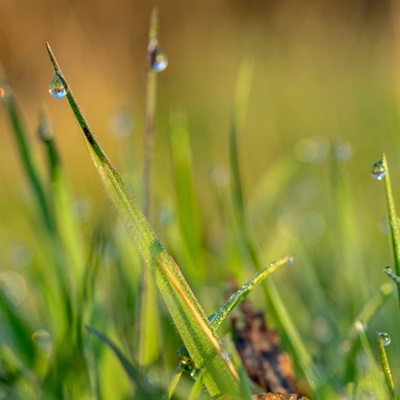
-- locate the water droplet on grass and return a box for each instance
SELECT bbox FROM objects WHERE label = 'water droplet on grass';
[287,256,295,265]
[378,331,391,346]
[148,40,168,72]
[49,73,67,98]
[371,160,385,180]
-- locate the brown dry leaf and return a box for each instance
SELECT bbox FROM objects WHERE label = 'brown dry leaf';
[252,394,309,400]
[231,297,307,397]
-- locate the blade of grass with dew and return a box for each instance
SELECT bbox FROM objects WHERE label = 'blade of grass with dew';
[376,331,397,399]
[169,113,203,281]
[86,325,163,398]
[138,6,163,368]
[176,255,293,364]
[342,283,394,382]
[229,59,321,394]
[355,323,388,399]
[0,72,54,234]
[45,40,239,397]
[381,153,400,310]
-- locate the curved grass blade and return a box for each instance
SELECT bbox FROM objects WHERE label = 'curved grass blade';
[45,40,239,397]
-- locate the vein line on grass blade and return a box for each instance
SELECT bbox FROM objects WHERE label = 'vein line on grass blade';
[44,40,239,397]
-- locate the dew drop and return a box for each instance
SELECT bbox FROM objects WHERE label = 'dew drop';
[287,256,295,265]
[383,266,392,274]
[371,160,386,180]
[378,331,391,347]
[148,40,168,72]
[49,73,67,98]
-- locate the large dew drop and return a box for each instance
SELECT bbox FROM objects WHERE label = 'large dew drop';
[149,46,168,72]
[371,160,386,180]
[378,331,391,347]
[49,73,67,99]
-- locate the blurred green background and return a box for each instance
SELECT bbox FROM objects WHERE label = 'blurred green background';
[1,1,400,397]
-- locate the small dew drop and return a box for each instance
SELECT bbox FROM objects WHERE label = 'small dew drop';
[287,256,295,265]
[148,40,168,72]
[49,73,67,99]
[383,266,392,274]
[371,160,386,180]
[378,331,391,347]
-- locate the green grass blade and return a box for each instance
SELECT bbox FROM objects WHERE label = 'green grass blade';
[163,364,183,400]
[381,153,400,309]
[137,7,163,367]
[1,76,54,233]
[45,40,239,397]
[169,113,203,280]
[376,331,397,399]
[228,59,321,393]
[187,368,207,400]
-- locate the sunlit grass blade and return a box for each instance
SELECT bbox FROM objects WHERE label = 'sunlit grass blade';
[163,364,183,400]
[376,331,397,399]
[0,74,54,233]
[381,153,400,309]
[229,59,321,394]
[45,40,239,397]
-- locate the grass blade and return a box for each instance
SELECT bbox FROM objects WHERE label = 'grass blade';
[45,40,239,397]
[381,153,400,308]
[229,59,321,393]
[1,75,54,233]
[376,331,397,399]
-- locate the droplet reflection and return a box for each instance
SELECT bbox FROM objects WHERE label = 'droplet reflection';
[371,160,386,180]
[49,73,67,99]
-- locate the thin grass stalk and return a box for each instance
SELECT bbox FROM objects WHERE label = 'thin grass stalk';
[45,40,239,397]
[1,78,54,233]
[138,6,163,368]
[381,153,400,310]
[229,60,321,394]
[376,331,397,399]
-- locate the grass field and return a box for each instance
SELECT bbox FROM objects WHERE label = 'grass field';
[1,2,400,399]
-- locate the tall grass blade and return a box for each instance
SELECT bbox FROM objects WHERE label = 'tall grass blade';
[137,7,164,368]
[381,153,400,309]
[376,331,397,399]
[45,40,239,397]
[1,75,54,233]
[229,59,321,393]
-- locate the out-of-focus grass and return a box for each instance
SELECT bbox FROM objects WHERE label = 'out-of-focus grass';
[0,2,400,399]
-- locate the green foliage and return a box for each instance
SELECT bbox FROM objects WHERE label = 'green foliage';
[1,11,400,400]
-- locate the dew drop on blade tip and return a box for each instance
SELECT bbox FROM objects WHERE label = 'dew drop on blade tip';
[378,331,391,347]
[371,160,386,180]
[49,74,67,99]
